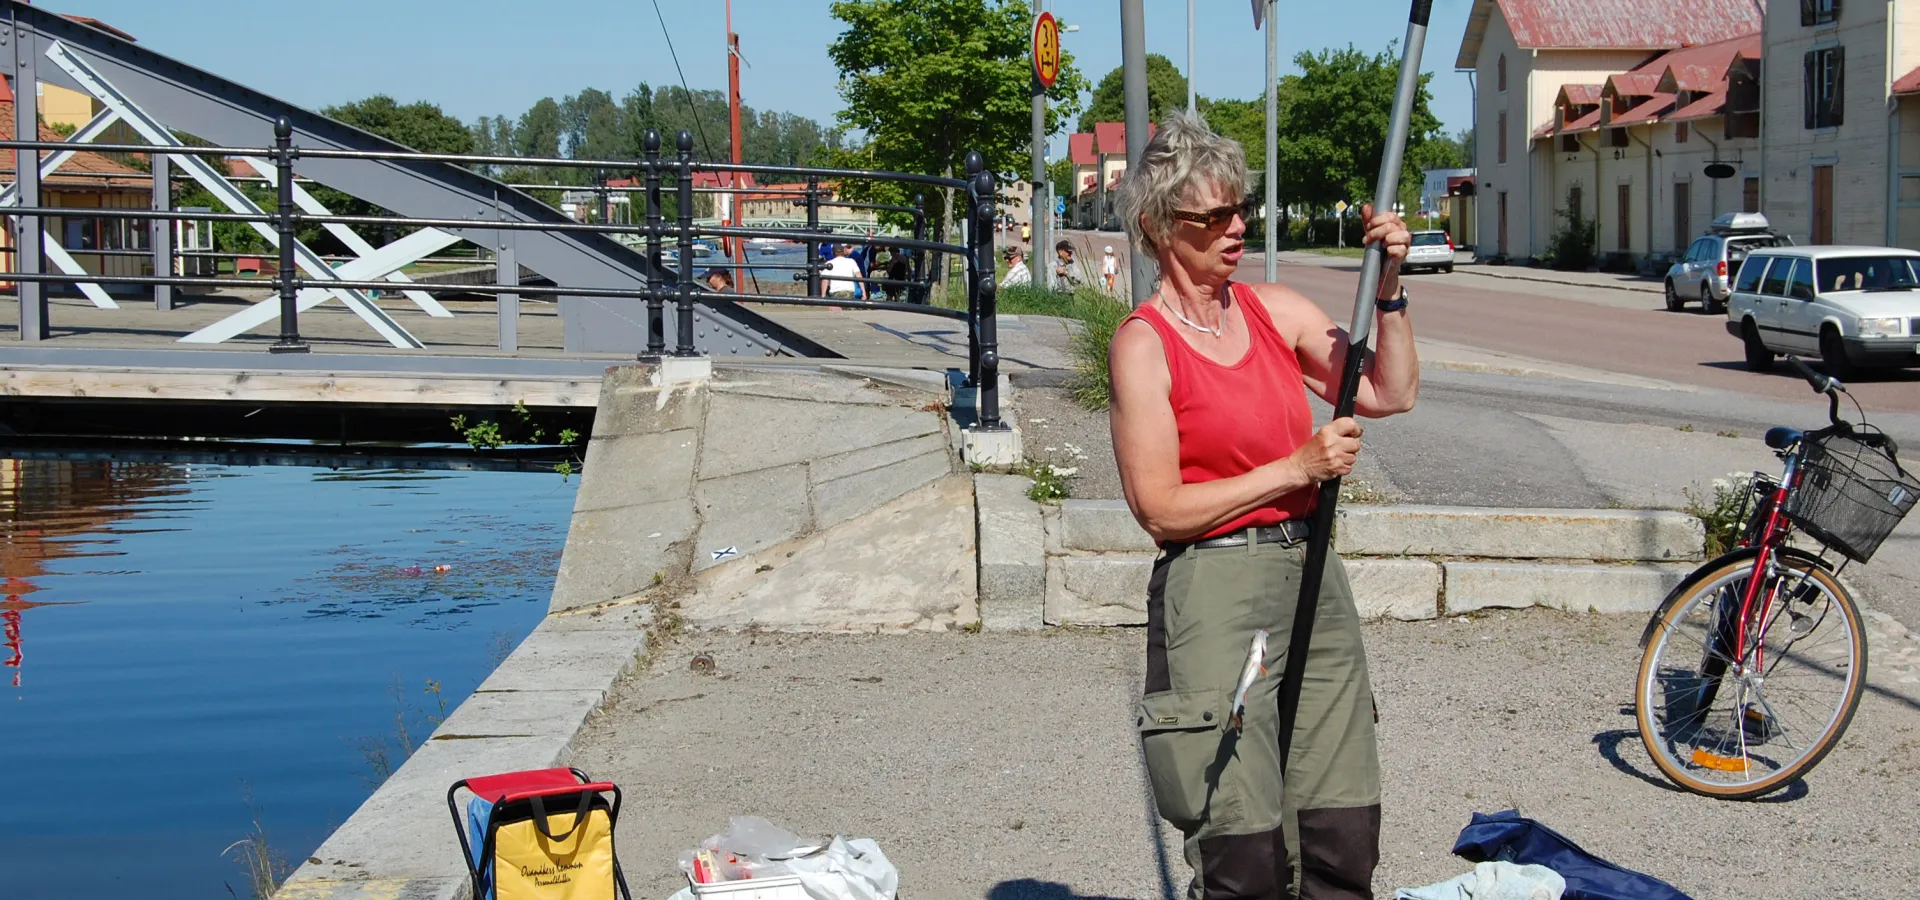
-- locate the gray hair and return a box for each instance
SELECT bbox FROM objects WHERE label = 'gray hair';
[1117,108,1250,260]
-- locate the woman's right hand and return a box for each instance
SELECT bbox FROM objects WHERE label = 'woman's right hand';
[1288,418,1363,484]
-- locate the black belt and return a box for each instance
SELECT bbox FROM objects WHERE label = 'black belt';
[1171,521,1311,551]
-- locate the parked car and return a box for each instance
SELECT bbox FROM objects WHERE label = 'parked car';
[1403,230,1455,274]
[1725,245,1920,379]
[1666,212,1787,314]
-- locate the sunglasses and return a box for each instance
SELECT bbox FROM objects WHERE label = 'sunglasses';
[1170,198,1259,230]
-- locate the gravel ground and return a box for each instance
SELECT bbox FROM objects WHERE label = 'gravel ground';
[572,613,1920,900]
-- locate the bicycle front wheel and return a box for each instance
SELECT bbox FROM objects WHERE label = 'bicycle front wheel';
[1635,550,1868,799]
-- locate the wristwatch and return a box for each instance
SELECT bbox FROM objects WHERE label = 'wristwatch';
[1376,285,1409,313]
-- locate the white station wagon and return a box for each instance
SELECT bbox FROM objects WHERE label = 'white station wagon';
[1725,245,1920,379]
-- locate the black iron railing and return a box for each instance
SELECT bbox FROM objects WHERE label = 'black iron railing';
[0,121,1004,428]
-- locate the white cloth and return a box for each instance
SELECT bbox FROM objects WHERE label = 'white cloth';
[822,256,864,296]
[1395,861,1566,900]
[1000,261,1031,288]
[1102,253,1118,275]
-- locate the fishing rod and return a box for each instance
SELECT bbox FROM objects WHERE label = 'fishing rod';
[1275,0,1433,769]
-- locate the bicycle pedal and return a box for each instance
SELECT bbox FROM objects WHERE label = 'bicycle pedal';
[1741,706,1776,740]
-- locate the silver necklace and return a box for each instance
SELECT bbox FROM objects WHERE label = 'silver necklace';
[1159,285,1224,337]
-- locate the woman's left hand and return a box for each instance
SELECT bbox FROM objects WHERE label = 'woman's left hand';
[1361,204,1411,270]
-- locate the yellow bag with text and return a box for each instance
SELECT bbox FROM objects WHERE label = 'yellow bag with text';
[449,768,631,900]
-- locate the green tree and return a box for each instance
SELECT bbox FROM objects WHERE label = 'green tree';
[1271,43,1445,221]
[828,0,1087,249]
[1077,53,1188,133]
[325,95,473,157]
[1047,157,1074,207]
[516,98,564,160]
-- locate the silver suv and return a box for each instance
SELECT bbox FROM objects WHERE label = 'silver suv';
[1666,212,1786,314]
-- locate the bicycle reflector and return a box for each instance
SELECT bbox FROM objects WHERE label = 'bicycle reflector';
[1690,748,1750,773]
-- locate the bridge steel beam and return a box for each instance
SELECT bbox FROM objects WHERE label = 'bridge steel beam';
[3,2,827,358]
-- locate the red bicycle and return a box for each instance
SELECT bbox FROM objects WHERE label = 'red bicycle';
[1635,357,1917,799]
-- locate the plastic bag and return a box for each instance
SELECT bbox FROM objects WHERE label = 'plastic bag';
[672,818,896,900]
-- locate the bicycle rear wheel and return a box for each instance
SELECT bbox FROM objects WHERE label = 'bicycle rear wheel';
[1635,550,1867,799]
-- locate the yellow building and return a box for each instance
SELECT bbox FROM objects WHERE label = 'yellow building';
[1458,0,1765,263]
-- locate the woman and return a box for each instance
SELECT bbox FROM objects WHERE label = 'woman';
[1109,110,1416,899]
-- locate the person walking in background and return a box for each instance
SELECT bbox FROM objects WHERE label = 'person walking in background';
[886,248,912,301]
[1107,110,1416,900]
[1102,245,1119,294]
[822,244,863,300]
[1000,246,1032,289]
[703,268,734,292]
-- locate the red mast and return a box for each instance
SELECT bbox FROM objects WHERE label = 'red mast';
[728,0,746,285]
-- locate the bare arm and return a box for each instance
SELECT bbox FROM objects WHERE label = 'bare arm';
[1109,319,1360,543]
[1260,206,1420,417]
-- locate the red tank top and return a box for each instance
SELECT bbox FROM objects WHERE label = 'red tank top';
[1126,282,1316,540]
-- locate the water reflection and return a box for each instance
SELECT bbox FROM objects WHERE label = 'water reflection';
[0,459,190,686]
[0,455,575,900]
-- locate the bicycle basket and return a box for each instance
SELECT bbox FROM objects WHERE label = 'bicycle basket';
[1784,433,1920,563]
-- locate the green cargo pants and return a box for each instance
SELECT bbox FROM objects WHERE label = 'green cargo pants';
[1139,534,1381,900]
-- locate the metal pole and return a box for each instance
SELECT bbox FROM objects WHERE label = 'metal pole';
[269,117,308,354]
[972,162,1003,430]
[910,193,928,304]
[496,242,518,352]
[674,129,697,356]
[804,175,822,297]
[1032,68,1049,290]
[1187,0,1197,112]
[13,22,45,341]
[151,152,173,310]
[644,130,666,356]
[964,152,984,391]
[1264,0,1279,283]
[1121,0,1153,305]
[1276,0,1431,772]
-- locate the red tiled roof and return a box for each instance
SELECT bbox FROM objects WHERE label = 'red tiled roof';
[1896,65,1920,95]
[1609,93,1676,125]
[1558,84,1604,106]
[1091,121,1157,155]
[1653,35,1762,93]
[1607,72,1663,98]
[1666,91,1730,121]
[0,102,150,189]
[1069,132,1096,165]
[1457,0,1763,68]
[59,15,136,42]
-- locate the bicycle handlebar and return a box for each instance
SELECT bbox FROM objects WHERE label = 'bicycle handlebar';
[1784,355,1840,396]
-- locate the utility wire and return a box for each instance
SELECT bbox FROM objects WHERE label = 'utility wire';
[650,0,718,162]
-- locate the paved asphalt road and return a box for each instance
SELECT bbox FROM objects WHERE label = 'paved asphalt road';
[575,617,1920,900]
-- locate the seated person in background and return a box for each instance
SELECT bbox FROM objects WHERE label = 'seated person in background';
[704,268,734,292]
[1000,246,1032,288]
[822,244,865,299]
[1054,240,1079,286]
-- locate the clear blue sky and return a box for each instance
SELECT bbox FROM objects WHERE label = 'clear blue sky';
[51,0,1476,158]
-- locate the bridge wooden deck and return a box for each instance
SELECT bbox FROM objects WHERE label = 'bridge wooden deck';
[0,291,965,408]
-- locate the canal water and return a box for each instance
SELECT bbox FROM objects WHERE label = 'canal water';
[0,458,577,900]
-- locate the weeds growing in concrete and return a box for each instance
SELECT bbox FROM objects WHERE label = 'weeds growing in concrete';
[1022,461,1073,502]
[450,403,586,479]
[222,785,290,900]
[1683,472,1757,557]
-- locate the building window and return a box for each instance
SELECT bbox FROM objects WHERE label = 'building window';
[1497,54,1507,92]
[1801,0,1840,26]
[1803,46,1845,129]
[1608,127,1630,148]
[1559,133,1580,153]
[1569,185,1584,218]
[1497,111,1508,164]
[1675,122,1689,143]
[1743,176,1761,212]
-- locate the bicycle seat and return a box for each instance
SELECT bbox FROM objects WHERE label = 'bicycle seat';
[1765,427,1804,450]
